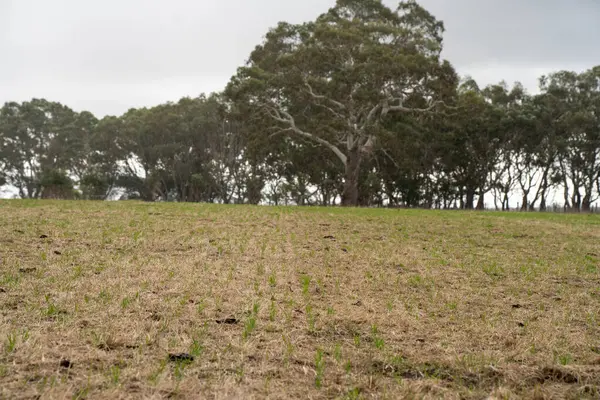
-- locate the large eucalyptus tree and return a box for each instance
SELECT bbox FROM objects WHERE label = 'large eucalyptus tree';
[226,0,457,206]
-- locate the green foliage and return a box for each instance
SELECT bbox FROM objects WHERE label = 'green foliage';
[301,275,311,295]
[371,325,385,350]
[40,169,75,200]
[243,302,260,339]
[314,348,325,388]
[109,365,121,386]
[482,263,505,279]
[5,333,17,353]
[80,173,112,200]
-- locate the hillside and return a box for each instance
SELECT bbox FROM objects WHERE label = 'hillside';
[1,201,599,399]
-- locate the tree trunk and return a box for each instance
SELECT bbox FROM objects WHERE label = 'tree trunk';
[502,191,510,211]
[341,149,361,207]
[572,188,581,211]
[465,187,476,210]
[582,193,592,212]
[521,192,529,211]
[492,188,500,211]
[539,194,547,212]
[532,166,550,211]
[563,181,571,210]
[476,190,485,210]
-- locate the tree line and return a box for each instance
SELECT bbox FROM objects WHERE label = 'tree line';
[1,0,599,210]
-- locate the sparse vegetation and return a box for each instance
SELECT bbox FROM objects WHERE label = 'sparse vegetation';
[0,200,599,398]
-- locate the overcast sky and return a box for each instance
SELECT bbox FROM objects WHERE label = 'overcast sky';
[1,0,599,117]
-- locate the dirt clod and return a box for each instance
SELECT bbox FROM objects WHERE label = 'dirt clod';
[168,353,195,363]
[215,318,239,325]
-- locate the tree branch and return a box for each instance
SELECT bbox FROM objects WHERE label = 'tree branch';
[264,105,347,165]
[268,127,293,138]
[380,148,400,169]
[303,79,346,110]
[362,103,382,131]
[384,99,445,114]
[315,103,346,120]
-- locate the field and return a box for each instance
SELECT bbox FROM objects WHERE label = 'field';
[0,201,599,399]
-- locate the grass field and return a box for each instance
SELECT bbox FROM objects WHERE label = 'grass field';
[0,200,599,399]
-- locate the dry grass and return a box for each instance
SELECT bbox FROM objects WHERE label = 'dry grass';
[0,200,599,399]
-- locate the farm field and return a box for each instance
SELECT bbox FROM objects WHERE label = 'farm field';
[0,200,599,399]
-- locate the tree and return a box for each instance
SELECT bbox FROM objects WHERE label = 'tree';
[542,68,600,211]
[438,80,504,209]
[478,82,539,211]
[0,99,78,198]
[40,169,76,199]
[226,0,457,206]
[79,115,127,200]
[377,107,443,208]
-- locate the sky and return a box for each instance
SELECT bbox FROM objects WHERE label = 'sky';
[1,0,599,118]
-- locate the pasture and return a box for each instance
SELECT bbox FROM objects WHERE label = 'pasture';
[0,200,599,399]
